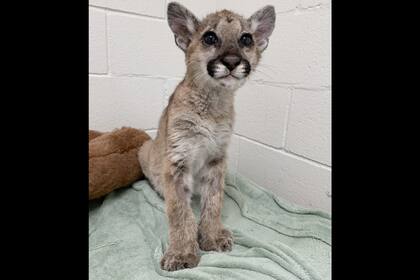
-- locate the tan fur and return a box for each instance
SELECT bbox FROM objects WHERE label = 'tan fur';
[139,2,275,271]
[89,130,103,141]
[89,127,150,200]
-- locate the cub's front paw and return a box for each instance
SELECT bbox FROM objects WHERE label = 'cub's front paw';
[198,228,233,252]
[160,248,200,271]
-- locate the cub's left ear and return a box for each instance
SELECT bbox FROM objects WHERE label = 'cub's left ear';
[248,5,276,52]
[167,2,200,52]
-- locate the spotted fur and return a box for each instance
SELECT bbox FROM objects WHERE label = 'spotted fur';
[138,2,275,271]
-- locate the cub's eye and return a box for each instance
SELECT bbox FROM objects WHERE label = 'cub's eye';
[202,31,218,46]
[239,33,253,47]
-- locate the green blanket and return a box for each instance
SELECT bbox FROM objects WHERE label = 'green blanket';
[89,174,331,280]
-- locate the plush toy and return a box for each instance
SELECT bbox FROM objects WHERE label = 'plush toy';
[89,127,151,200]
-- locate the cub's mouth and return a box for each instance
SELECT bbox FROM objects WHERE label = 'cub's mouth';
[207,55,251,80]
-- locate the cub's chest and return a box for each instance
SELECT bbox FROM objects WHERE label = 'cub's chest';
[188,120,232,174]
[194,118,232,153]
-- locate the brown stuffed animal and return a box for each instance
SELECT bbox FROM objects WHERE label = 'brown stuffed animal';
[89,127,151,200]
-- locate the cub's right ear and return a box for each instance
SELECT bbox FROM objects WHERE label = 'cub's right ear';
[167,2,200,52]
[248,5,276,52]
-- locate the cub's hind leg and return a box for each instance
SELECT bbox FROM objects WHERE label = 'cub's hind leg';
[138,139,165,198]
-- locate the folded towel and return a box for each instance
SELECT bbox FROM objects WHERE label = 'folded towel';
[89,173,331,280]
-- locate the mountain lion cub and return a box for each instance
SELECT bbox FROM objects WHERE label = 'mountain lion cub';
[138,2,276,271]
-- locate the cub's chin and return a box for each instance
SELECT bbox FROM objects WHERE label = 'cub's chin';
[214,75,246,90]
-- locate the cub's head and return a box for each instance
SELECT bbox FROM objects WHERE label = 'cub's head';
[167,2,275,90]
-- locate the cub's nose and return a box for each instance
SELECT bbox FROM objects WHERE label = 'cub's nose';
[221,55,241,71]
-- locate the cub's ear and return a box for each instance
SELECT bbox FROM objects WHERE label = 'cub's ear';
[248,5,276,52]
[167,2,200,52]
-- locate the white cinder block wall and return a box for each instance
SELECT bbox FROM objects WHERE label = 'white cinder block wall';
[89,0,331,213]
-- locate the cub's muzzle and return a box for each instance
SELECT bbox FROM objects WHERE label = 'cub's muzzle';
[207,54,251,80]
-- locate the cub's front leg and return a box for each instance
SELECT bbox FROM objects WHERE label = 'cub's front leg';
[198,158,233,252]
[160,160,200,271]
